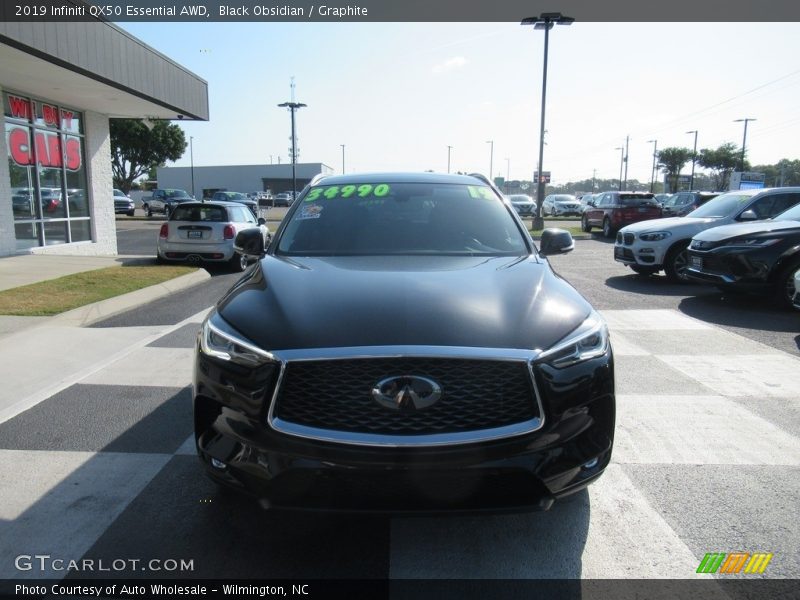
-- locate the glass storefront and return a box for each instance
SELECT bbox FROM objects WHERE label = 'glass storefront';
[4,92,90,251]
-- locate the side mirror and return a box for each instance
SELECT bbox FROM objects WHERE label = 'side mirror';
[738,209,758,221]
[234,228,266,258]
[257,217,266,226]
[539,228,574,257]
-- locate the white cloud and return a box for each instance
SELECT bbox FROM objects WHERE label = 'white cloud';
[432,56,468,74]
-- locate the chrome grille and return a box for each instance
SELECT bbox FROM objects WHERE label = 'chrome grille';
[271,358,538,436]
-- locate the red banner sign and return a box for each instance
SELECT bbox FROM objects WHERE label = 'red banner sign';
[7,126,82,171]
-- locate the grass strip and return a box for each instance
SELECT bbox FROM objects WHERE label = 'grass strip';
[0,265,198,316]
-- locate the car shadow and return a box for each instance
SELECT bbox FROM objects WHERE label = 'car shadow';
[605,273,712,298]
[677,292,800,335]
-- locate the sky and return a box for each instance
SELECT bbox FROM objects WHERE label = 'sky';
[119,21,800,187]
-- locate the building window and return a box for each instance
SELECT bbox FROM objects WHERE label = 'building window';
[4,92,89,251]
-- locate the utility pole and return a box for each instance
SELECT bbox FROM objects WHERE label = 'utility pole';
[447,145,453,173]
[647,139,658,193]
[622,135,629,191]
[686,130,698,191]
[278,79,307,199]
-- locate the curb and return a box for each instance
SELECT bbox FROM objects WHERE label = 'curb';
[49,268,211,327]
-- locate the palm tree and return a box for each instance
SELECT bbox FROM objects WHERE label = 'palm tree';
[657,147,692,193]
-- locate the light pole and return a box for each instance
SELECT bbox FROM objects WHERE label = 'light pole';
[686,130,698,191]
[615,146,624,191]
[505,157,510,192]
[647,139,658,193]
[189,136,195,199]
[622,135,629,191]
[522,12,574,230]
[340,144,345,174]
[486,140,494,181]
[447,145,453,173]
[734,118,756,172]
[277,101,307,197]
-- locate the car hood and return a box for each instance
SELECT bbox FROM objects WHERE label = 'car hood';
[216,255,592,353]
[622,216,721,236]
[694,219,800,242]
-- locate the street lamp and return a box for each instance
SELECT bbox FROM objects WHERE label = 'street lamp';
[615,146,624,191]
[505,157,510,192]
[189,136,195,199]
[340,144,345,174]
[277,100,307,198]
[734,118,756,171]
[647,139,658,193]
[447,145,453,173]
[522,11,574,230]
[686,130,698,191]
[486,140,494,180]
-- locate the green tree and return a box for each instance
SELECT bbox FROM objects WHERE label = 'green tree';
[657,147,692,193]
[110,119,186,193]
[752,159,800,187]
[697,143,742,191]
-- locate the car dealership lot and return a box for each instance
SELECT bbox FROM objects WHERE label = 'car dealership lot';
[0,237,797,581]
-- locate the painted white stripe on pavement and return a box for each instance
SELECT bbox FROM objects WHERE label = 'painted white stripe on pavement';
[607,332,650,356]
[659,354,800,398]
[614,394,800,466]
[82,347,194,388]
[0,449,171,579]
[175,435,197,456]
[601,309,711,331]
[389,465,701,579]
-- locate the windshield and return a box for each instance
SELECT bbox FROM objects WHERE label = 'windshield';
[166,190,191,199]
[553,195,576,203]
[686,192,755,219]
[276,182,528,256]
[509,195,533,203]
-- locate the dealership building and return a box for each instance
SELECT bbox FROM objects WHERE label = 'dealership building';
[157,163,334,199]
[0,20,208,257]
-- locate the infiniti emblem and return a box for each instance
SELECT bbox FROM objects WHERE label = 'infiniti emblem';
[372,376,442,411]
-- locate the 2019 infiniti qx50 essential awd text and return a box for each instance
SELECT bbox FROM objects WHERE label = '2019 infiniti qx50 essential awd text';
[193,172,615,513]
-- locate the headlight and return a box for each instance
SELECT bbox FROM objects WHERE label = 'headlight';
[539,312,610,369]
[200,312,276,367]
[638,231,672,242]
[725,237,781,247]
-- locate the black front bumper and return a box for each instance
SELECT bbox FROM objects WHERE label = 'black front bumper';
[193,350,615,514]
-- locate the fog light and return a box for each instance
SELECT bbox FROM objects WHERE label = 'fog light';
[210,458,227,470]
[582,458,599,470]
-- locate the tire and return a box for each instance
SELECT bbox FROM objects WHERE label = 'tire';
[777,260,800,310]
[581,215,591,232]
[630,265,658,276]
[126,210,135,217]
[144,204,152,217]
[664,241,691,283]
[602,218,614,238]
[229,253,248,273]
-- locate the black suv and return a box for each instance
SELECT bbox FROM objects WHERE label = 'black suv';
[193,172,615,513]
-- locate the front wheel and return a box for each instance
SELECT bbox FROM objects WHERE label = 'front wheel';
[777,260,800,310]
[664,241,691,283]
[144,204,152,217]
[602,218,614,238]
[581,215,591,232]
[229,253,248,273]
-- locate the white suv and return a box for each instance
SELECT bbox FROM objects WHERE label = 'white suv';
[614,188,800,281]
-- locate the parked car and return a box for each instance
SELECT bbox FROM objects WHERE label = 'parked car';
[156,201,270,272]
[143,188,194,217]
[582,191,661,238]
[685,201,800,309]
[506,193,537,217]
[210,191,259,216]
[272,192,294,207]
[40,187,63,214]
[653,193,672,207]
[12,187,34,216]
[194,172,615,512]
[614,187,800,281]
[661,191,719,218]
[579,193,596,212]
[542,194,582,217]
[113,188,135,216]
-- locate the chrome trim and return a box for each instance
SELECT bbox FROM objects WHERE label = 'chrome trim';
[264,347,547,448]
